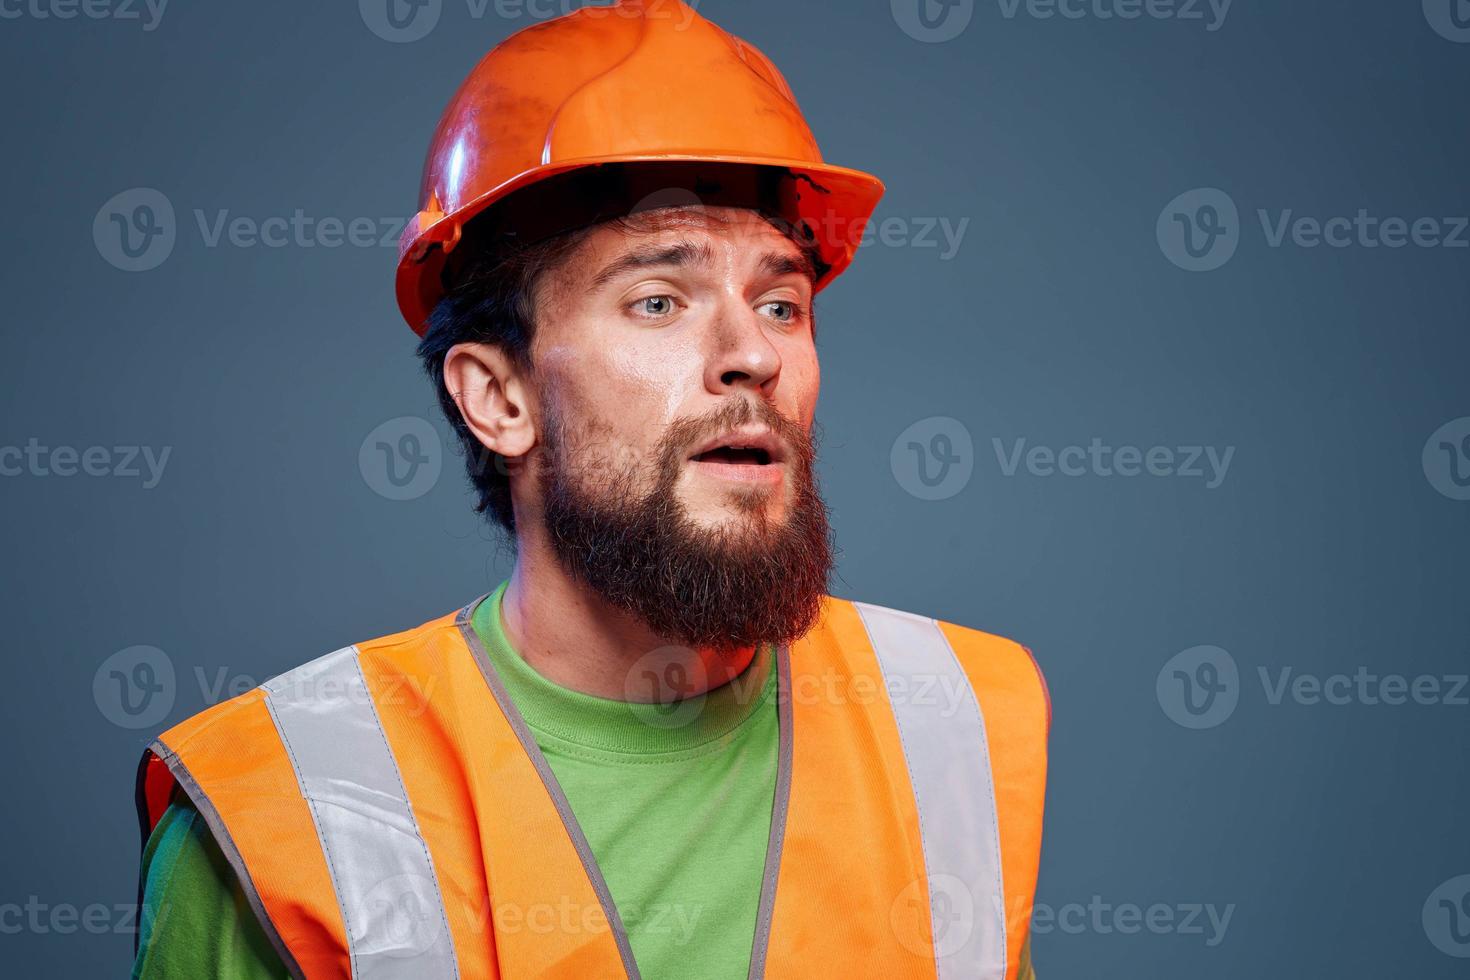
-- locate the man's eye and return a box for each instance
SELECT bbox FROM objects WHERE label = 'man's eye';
[762,301,801,322]
[632,295,677,317]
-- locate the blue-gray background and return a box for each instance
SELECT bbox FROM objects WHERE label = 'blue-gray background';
[2,0,1467,975]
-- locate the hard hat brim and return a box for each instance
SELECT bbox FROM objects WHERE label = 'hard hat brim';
[395,154,885,338]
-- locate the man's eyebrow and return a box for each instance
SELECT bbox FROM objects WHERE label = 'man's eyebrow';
[587,240,816,291]
[757,249,816,284]
[588,240,714,291]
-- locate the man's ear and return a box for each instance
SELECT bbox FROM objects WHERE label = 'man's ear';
[442,342,537,464]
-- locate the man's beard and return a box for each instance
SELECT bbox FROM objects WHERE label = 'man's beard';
[538,395,834,652]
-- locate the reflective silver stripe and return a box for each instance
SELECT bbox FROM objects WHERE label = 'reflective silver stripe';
[262,646,459,980]
[853,603,1007,980]
[746,642,793,980]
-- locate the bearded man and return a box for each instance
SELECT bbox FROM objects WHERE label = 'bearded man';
[132,3,1050,978]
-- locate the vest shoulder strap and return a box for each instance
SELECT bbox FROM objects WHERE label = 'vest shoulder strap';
[136,609,466,980]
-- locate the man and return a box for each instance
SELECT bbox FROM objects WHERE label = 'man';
[132,2,1050,978]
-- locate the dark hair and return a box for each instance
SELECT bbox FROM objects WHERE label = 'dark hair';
[417,207,824,538]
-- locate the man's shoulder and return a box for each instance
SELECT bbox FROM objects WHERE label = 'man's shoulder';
[823,594,1051,731]
[153,600,476,751]
[824,592,1035,662]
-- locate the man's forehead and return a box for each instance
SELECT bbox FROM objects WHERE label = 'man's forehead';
[605,205,800,246]
[576,206,814,284]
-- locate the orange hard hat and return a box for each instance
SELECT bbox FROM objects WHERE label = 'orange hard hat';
[395,0,886,336]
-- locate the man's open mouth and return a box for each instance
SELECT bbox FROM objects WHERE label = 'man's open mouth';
[691,446,775,465]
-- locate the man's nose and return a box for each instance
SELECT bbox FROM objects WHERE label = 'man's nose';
[702,297,782,397]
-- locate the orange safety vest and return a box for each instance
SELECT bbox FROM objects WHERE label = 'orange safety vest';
[136,593,1050,980]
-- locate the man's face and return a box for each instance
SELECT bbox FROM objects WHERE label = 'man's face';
[523,204,833,651]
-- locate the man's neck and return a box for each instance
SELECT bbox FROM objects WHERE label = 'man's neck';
[499,538,758,702]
